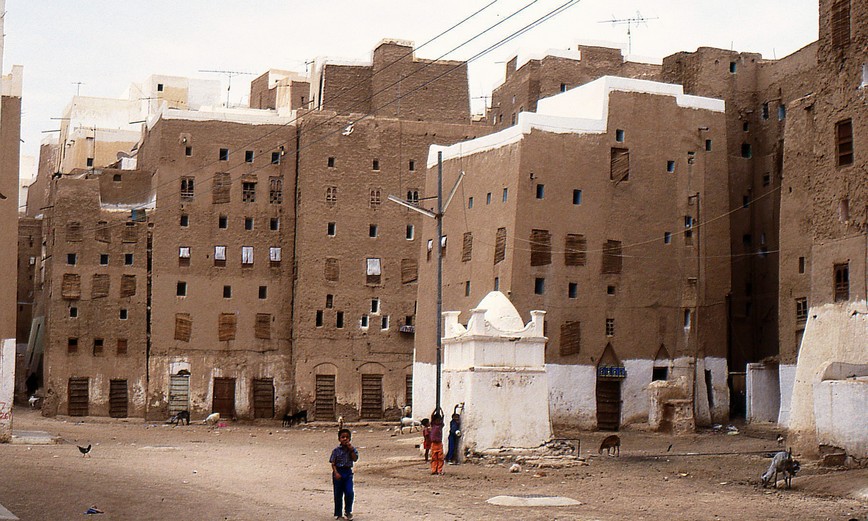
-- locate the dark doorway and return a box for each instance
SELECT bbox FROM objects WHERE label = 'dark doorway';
[212,377,236,418]
[68,377,89,416]
[315,374,336,421]
[252,378,275,419]
[109,379,128,418]
[595,379,621,431]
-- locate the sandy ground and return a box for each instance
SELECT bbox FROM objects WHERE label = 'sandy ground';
[1,408,866,521]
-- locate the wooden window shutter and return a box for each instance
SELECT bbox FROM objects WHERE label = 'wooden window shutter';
[120,275,136,297]
[610,148,630,183]
[61,273,81,300]
[324,258,339,282]
[565,234,587,266]
[91,274,110,299]
[461,232,473,262]
[122,223,138,243]
[218,313,237,341]
[602,240,622,274]
[401,258,418,284]
[560,321,581,356]
[95,221,111,243]
[831,0,850,49]
[494,227,507,264]
[255,313,272,339]
[66,222,82,242]
[212,172,231,204]
[174,313,192,342]
[836,119,854,166]
[530,229,552,266]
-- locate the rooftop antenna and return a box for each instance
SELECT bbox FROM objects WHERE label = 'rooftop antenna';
[71,82,85,96]
[598,11,658,55]
[198,69,254,107]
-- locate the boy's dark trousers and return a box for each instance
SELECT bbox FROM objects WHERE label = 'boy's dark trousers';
[333,467,354,517]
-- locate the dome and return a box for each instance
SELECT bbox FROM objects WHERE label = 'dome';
[474,291,525,332]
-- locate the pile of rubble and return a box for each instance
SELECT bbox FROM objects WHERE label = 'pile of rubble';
[466,439,588,469]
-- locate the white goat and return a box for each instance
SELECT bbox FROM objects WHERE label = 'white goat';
[202,412,221,425]
[399,417,421,434]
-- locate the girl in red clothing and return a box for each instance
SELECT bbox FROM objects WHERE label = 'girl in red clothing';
[420,418,432,462]
[428,411,445,475]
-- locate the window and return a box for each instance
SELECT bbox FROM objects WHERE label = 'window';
[62,273,82,299]
[242,181,256,202]
[778,104,786,121]
[742,195,751,208]
[92,338,104,356]
[245,217,254,230]
[834,263,849,302]
[370,189,382,208]
[360,315,369,329]
[440,236,447,257]
[605,318,614,337]
[493,277,500,291]
[336,311,345,329]
[180,214,189,227]
[269,247,282,265]
[573,189,582,205]
[652,366,668,381]
[407,190,419,204]
[406,224,415,240]
[175,313,192,342]
[369,224,378,238]
[315,310,324,327]
[568,283,577,299]
[535,184,545,199]
[259,286,267,299]
[324,294,334,309]
[100,253,111,265]
[763,173,771,186]
[178,246,191,267]
[727,61,737,73]
[269,177,283,204]
[530,229,552,266]
[372,159,380,171]
[683,309,692,329]
[502,188,508,202]
[214,246,226,266]
[116,339,128,356]
[761,103,769,120]
[185,146,192,157]
[370,298,380,314]
[795,297,808,323]
[615,129,625,142]
[705,139,712,151]
[119,308,128,320]
[270,218,280,231]
[66,253,77,265]
[464,281,471,297]
[743,121,750,131]
[798,256,805,274]
[245,150,254,163]
[366,258,382,285]
[86,157,94,167]
[486,192,492,205]
[327,222,336,236]
[461,232,472,262]
[684,216,694,240]
[610,148,630,182]
[831,0,851,49]
[381,315,390,330]
[601,240,622,274]
[124,253,133,266]
[560,321,581,356]
[157,83,164,92]
[219,148,229,161]
[327,157,335,168]
[667,160,675,173]
[68,337,79,354]
[468,197,473,209]
[242,246,254,265]
[176,281,187,296]
[494,227,507,264]
[69,307,78,318]
[180,177,194,200]
[560,83,567,92]
[271,151,281,164]
[213,173,231,204]
[326,186,338,205]
[409,160,415,171]
[741,143,752,158]
[219,215,228,229]
[120,275,136,297]
[534,277,545,295]
[836,119,854,166]
[223,285,232,298]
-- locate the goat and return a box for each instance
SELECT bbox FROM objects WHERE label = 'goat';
[761,449,800,489]
[202,412,220,425]
[399,416,422,434]
[599,434,621,457]
[282,410,308,427]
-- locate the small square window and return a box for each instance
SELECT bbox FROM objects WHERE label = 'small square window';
[534,277,545,295]
[406,224,415,240]
[99,254,109,266]
[705,139,712,151]
[315,310,324,327]
[560,83,567,92]
[535,184,545,199]
[605,318,615,337]
[177,281,187,296]
[244,217,254,230]
[245,150,254,163]
[223,285,232,298]
[327,222,336,236]
[214,246,227,264]
[67,337,78,354]
[271,151,281,164]
[468,197,474,209]
[494,277,500,291]
[157,83,164,92]
[67,253,77,265]
[259,286,267,299]
[465,281,471,297]
[242,182,256,202]
[360,315,369,328]
[798,256,805,274]
[778,104,786,121]
[761,103,769,120]
[369,224,378,238]
[218,215,228,229]
[86,157,94,167]
[326,294,334,308]
[180,214,189,227]
[502,188,508,202]
[607,285,616,295]
[372,159,380,171]
[409,160,415,171]
[615,129,625,142]
[327,157,335,168]
[743,122,750,132]
[70,307,78,318]
[124,253,133,266]
[729,61,737,73]
[178,246,191,259]
[336,311,345,329]
[486,193,492,205]
[185,146,192,157]
[270,217,280,231]
[667,160,675,173]
[269,247,281,264]
[219,148,229,161]
[381,315,390,330]
[119,308,128,320]
[741,143,752,158]
[572,189,582,205]
[664,232,672,244]
[684,309,692,328]
[241,246,254,265]
[568,282,577,299]
[93,338,104,356]
[370,298,379,314]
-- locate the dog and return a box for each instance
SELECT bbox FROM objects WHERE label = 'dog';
[599,434,621,457]
[399,416,422,434]
[166,410,190,426]
[761,449,800,489]
[282,410,307,427]
[202,412,220,425]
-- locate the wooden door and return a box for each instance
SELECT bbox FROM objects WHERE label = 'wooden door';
[212,377,236,418]
[109,379,128,418]
[315,374,336,421]
[252,378,275,419]
[68,377,89,417]
[168,374,190,416]
[595,379,621,431]
[360,374,383,419]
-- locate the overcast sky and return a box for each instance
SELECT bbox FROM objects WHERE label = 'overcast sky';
[4,0,818,178]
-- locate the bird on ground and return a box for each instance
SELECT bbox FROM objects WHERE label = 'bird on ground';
[78,444,92,457]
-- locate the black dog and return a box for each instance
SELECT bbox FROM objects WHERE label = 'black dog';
[167,410,190,426]
[282,410,307,427]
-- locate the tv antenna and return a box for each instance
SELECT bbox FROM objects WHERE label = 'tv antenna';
[71,81,85,96]
[198,69,254,107]
[598,11,658,55]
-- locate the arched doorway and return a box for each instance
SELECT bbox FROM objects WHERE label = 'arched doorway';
[596,343,623,431]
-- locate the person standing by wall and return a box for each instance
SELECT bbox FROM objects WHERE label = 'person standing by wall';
[446,410,461,464]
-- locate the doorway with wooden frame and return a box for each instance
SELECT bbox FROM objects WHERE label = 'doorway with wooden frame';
[595,343,623,431]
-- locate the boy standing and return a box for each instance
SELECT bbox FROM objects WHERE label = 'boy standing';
[330,428,359,520]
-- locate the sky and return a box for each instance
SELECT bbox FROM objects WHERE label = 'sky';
[3,0,818,179]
